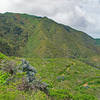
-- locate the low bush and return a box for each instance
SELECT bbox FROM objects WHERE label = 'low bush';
[0,71,10,85]
[0,52,7,60]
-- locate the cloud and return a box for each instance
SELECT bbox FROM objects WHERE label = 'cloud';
[0,0,100,38]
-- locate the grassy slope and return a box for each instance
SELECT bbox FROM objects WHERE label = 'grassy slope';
[0,12,100,58]
[27,58,100,99]
[0,53,100,99]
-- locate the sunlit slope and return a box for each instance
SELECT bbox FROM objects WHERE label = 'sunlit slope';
[27,58,100,99]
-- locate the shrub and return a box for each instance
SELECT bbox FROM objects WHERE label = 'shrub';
[0,71,10,85]
[0,52,7,60]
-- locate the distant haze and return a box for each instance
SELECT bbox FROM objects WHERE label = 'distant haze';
[0,0,100,38]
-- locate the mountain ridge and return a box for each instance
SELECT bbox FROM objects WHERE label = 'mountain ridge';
[0,12,100,58]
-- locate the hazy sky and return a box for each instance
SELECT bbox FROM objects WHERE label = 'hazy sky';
[0,0,100,38]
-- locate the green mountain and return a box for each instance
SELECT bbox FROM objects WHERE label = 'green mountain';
[0,12,100,58]
[95,39,100,46]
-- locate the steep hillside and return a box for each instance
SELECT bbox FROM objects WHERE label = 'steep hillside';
[0,12,100,58]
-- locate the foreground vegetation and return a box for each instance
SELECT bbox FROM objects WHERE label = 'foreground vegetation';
[0,53,100,100]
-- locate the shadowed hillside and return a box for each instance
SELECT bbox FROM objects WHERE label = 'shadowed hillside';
[95,39,100,46]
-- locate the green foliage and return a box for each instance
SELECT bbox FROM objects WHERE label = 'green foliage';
[0,85,49,100]
[49,89,97,100]
[0,52,7,59]
[0,71,10,85]
[73,93,97,100]
[0,85,30,100]
[33,91,49,100]
[49,89,72,100]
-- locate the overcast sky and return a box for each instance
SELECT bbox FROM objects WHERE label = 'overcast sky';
[0,0,100,38]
